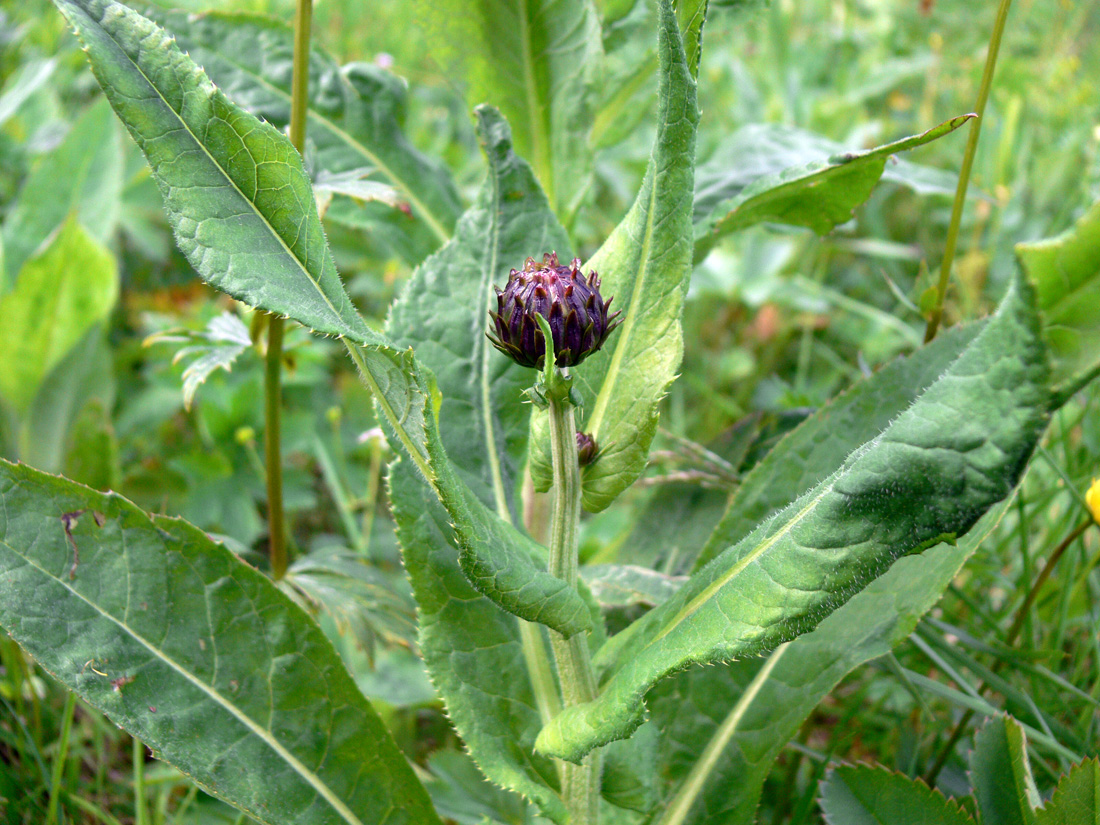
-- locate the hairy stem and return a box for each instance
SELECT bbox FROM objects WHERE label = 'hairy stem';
[547,391,600,824]
[923,0,1014,343]
[265,0,313,579]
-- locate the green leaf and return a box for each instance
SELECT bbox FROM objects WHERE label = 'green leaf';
[819,764,975,825]
[1037,759,1100,825]
[694,320,988,571]
[140,7,460,255]
[535,275,1050,763]
[693,115,974,263]
[971,715,1041,825]
[675,0,708,79]
[146,312,253,411]
[531,0,700,512]
[0,460,442,825]
[412,0,601,216]
[646,505,1007,825]
[53,0,371,343]
[389,460,567,823]
[581,564,686,609]
[0,57,56,128]
[2,97,123,284]
[0,217,118,414]
[1016,199,1100,397]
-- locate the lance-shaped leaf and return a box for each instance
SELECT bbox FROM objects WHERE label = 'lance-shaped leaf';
[1016,199,1100,399]
[0,460,442,825]
[412,0,601,216]
[535,274,1050,763]
[692,115,974,263]
[141,7,460,256]
[53,0,372,343]
[2,97,123,283]
[693,320,989,571]
[819,764,975,825]
[531,0,700,512]
[647,505,1005,825]
[641,319,1000,825]
[971,716,1041,825]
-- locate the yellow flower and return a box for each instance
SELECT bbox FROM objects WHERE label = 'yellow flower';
[1087,479,1100,524]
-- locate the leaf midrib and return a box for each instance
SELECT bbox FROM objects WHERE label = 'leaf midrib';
[81,0,359,339]
[0,536,368,825]
[170,32,452,244]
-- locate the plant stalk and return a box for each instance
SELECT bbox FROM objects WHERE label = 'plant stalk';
[546,390,600,824]
[923,0,1014,343]
[264,0,313,579]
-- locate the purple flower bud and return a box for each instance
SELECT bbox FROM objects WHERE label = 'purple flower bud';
[488,252,621,369]
[576,431,599,467]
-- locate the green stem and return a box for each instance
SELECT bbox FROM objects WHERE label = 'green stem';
[264,0,313,579]
[546,391,600,825]
[923,0,1014,343]
[132,736,147,825]
[46,690,77,825]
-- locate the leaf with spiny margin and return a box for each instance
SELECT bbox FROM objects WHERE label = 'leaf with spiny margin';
[387,106,590,638]
[0,460,442,825]
[53,0,372,344]
[1016,199,1100,397]
[971,716,1041,825]
[1037,759,1100,825]
[693,319,988,571]
[819,764,975,825]
[412,0,601,217]
[535,274,1050,763]
[140,6,460,258]
[2,97,123,284]
[0,217,118,414]
[389,459,568,823]
[648,506,1005,825]
[641,318,1003,825]
[692,115,973,263]
[530,0,699,513]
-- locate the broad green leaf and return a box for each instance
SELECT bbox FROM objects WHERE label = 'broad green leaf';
[0,460,442,825]
[141,7,460,256]
[693,116,974,263]
[640,319,1001,825]
[971,716,1040,825]
[819,764,975,825]
[0,217,118,414]
[646,511,1003,825]
[531,0,700,513]
[412,0,602,217]
[535,275,1050,763]
[2,97,123,284]
[1016,199,1100,396]
[1037,759,1100,825]
[693,320,988,571]
[53,0,372,343]
[389,460,568,823]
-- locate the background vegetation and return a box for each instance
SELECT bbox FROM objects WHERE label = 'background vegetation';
[1,0,1098,822]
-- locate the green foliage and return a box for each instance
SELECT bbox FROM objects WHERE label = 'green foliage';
[972,715,1041,825]
[0,459,442,825]
[693,115,974,263]
[820,764,974,825]
[536,275,1050,763]
[1037,760,1100,825]
[0,216,117,413]
[1017,199,1100,397]
[411,0,602,217]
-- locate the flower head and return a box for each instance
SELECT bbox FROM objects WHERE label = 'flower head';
[488,252,621,369]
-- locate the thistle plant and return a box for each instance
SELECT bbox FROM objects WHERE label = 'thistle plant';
[0,1,1094,825]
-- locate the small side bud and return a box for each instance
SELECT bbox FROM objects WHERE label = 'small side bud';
[576,432,599,467]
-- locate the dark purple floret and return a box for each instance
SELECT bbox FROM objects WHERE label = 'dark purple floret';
[487,252,621,369]
[576,432,599,467]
